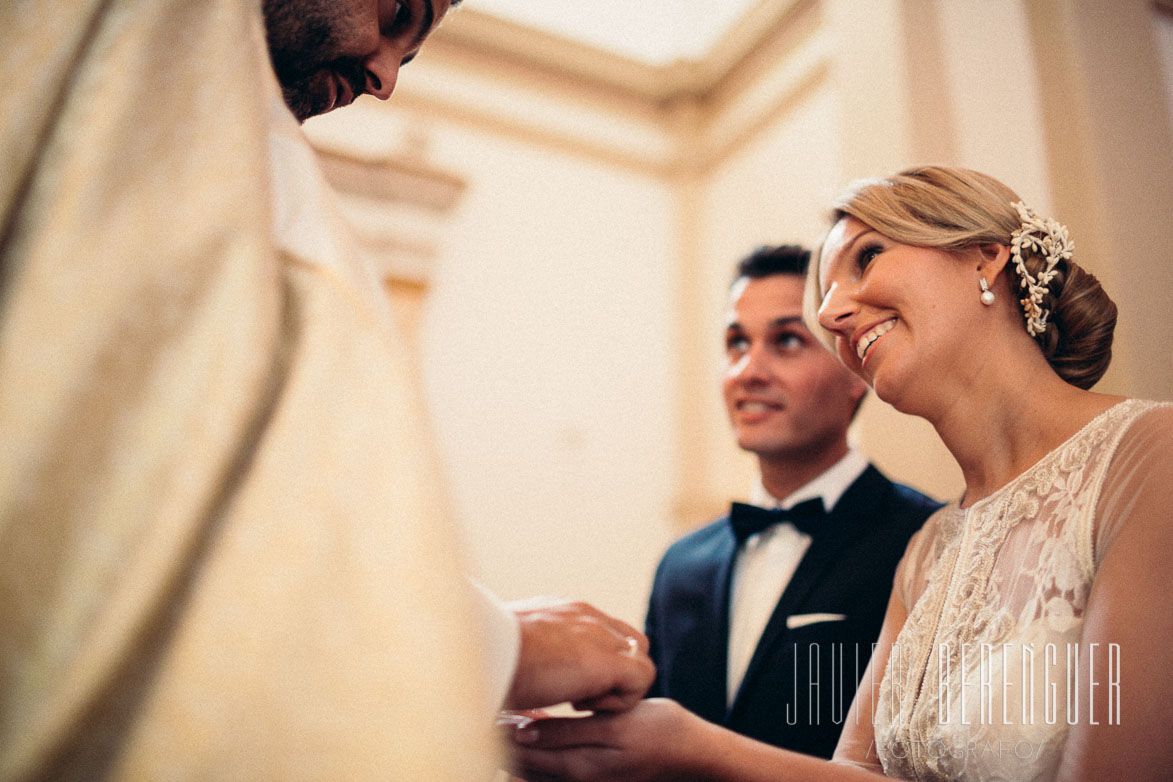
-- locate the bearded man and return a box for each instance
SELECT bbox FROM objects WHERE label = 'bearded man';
[0,2,651,779]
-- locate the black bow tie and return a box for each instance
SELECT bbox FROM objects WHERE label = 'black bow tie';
[729,498,828,545]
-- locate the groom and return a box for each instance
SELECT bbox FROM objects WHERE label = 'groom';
[645,245,941,758]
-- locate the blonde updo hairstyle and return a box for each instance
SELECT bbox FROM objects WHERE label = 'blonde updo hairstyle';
[809,166,1116,390]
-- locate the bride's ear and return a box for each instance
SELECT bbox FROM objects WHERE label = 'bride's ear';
[975,243,1012,287]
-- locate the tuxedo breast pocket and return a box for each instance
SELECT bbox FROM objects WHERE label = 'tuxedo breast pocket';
[785,612,847,630]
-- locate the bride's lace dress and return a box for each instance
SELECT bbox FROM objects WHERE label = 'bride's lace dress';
[873,399,1173,781]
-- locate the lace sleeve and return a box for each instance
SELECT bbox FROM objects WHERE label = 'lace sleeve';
[1093,405,1173,568]
[1057,403,1173,780]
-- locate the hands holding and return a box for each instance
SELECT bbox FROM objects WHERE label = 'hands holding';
[508,697,709,782]
[501,598,705,781]
[504,597,655,713]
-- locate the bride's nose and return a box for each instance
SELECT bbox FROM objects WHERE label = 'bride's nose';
[817,281,856,335]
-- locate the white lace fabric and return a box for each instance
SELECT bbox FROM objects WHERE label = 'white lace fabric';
[873,399,1173,781]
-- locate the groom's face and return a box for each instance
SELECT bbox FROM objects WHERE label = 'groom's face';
[722,274,867,462]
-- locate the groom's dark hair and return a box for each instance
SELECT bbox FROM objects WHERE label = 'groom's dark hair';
[733,244,810,283]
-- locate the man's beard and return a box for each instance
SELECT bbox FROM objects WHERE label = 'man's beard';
[277,60,366,122]
[262,0,366,122]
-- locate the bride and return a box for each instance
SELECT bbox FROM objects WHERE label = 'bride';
[509,166,1173,781]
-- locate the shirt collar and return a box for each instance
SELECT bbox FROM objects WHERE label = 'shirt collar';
[749,447,869,513]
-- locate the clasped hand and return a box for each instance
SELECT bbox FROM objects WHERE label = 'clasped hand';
[501,598,703,782]
[505,597,655,713]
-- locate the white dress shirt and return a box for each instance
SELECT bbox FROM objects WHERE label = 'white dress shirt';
[725,449,869,706]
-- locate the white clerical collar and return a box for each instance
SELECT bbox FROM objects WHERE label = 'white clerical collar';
[749,447,869,513]
[266,82,391,322]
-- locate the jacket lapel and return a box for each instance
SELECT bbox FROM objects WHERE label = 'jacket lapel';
[700,526,738,721]
[662,518,740,723]
[729,467,884,712]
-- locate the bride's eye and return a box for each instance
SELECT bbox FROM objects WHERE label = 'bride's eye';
[857,244,882,271]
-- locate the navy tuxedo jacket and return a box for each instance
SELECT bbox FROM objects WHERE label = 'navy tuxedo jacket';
[645,465,941,759]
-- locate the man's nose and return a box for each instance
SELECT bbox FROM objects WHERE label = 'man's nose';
[733,345,772,383]
[363,41,402,100]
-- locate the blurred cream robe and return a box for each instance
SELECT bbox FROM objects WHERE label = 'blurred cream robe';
[0,0,511,779]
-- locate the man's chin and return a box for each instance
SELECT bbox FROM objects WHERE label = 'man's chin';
[281,83,331,123]
[737,436,778,455]
[737,434,802,458]
[283,95,319,123]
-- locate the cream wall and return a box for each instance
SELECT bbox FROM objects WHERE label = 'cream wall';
[305,0,1173,628]
[418,128,677,617]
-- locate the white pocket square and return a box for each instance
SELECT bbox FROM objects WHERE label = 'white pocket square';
[786,613,847,630]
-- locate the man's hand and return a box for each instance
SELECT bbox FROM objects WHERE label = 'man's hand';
[508,698,703,782]
[504,597,655,713]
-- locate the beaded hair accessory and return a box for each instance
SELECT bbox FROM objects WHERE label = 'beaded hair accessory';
[1009,201,1073,337]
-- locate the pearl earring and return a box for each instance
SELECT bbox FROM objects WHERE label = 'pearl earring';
[979,277,995,306]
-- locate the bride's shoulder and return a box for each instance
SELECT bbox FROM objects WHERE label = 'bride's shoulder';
[1091,399,1173,490]
[1067,396,1173,451]
[1111,398,1173,446]
[1091,399,1173,563]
